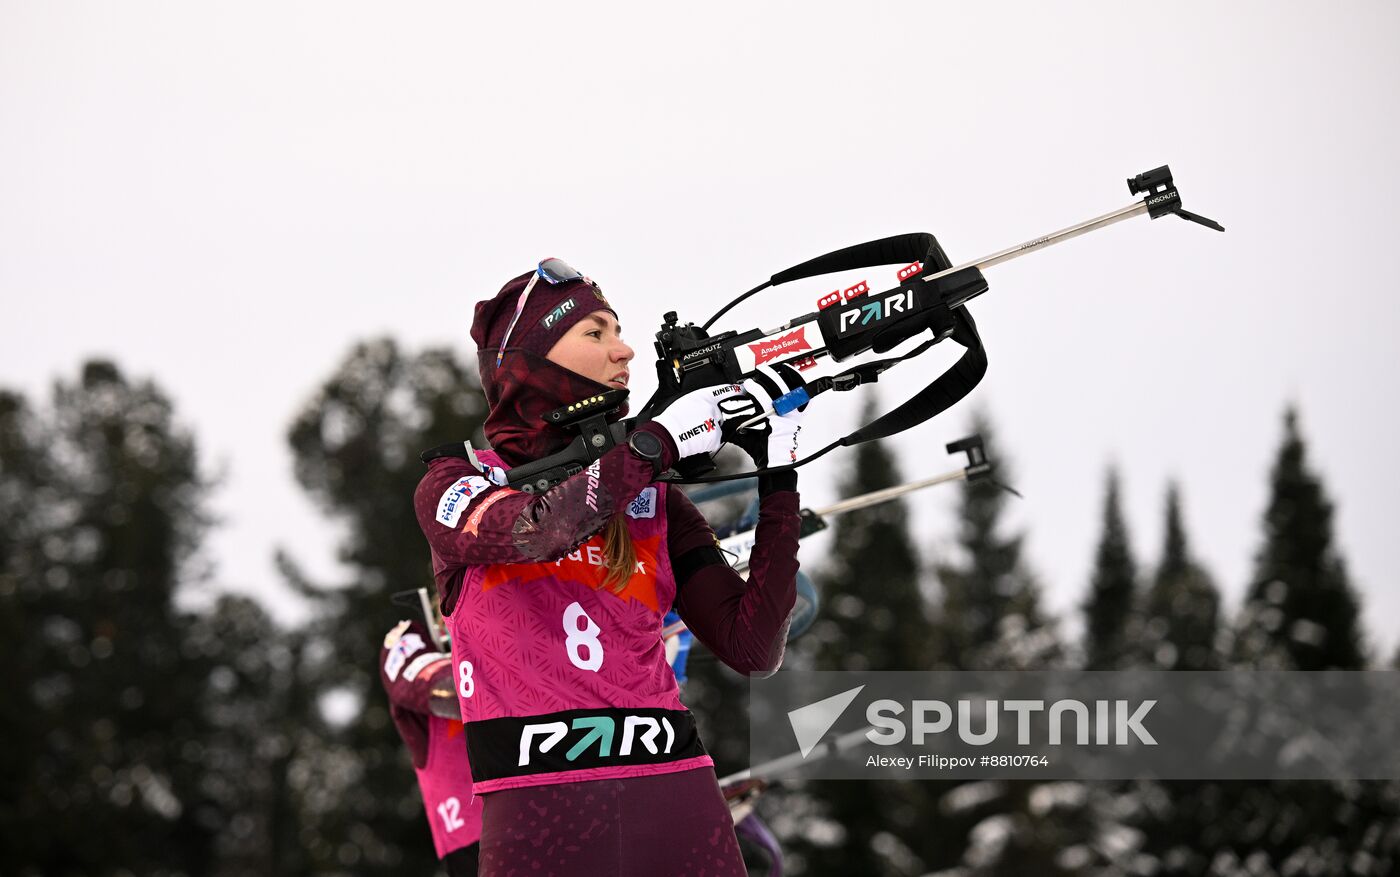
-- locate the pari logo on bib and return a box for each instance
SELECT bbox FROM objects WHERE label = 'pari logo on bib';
[627,487,658,520]
[437,475,492,528]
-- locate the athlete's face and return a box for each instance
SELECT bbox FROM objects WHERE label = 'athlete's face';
[546,310,634,390]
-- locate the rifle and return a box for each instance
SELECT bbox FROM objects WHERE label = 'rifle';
[493,165,1221,492]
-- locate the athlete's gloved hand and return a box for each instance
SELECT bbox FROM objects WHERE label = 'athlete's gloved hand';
[650,383,746,459]
[719,364,808,468]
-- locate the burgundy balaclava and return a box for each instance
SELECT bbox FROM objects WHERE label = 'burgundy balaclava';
[471,266,626,466]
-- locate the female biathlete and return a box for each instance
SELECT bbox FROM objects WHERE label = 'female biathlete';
[379,617,483,874]
[414,259,804,875]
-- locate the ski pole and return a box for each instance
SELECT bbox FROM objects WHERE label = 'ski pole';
[719,724,878,786]
[666,436,992,646]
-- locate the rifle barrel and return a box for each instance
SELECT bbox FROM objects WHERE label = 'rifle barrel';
[929,201,1149,304]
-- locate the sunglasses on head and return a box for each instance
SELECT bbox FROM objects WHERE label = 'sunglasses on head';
[537,257,589,285]
[496,258,595,367]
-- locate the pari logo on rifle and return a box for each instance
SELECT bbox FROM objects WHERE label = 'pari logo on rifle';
[835,288,917,338]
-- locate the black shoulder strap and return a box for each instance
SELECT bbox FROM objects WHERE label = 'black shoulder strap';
[842,307,985,446]
[420,441,474,464]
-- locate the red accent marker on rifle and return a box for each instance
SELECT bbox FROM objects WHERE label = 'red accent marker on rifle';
[842,280,869,302]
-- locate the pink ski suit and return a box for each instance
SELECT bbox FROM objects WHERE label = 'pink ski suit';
[412,267,802,875]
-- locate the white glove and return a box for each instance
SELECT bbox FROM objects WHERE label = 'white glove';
[719,364,808,467]
[651,383,745,459]
[759,405,804,466]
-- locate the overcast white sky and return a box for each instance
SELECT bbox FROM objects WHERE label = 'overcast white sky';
[3,2,1397,656]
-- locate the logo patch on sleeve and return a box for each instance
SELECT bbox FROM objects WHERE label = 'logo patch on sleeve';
[437,475,492,528]
[384,632,425,681]
[627,486,658,520]
[465,489,512,536]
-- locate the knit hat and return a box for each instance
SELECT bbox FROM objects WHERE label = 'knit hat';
[470,262,626,464]
[471,264,616,366]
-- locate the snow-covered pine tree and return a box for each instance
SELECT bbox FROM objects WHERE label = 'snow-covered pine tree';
[930,410,1059,671]
[2,363,222,873]
[807,394,928,672]
[1207,408,1394,873]
[1234,408,1365,671]
[1140,482,1221,669]
[1082,468,1140,670]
